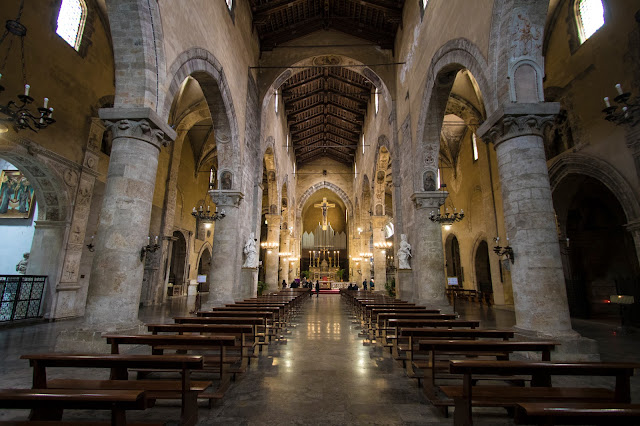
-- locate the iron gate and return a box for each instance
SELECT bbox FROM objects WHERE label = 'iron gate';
[0,275,47,322]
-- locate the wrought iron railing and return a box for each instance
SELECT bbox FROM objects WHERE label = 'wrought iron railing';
[0,275,47,322]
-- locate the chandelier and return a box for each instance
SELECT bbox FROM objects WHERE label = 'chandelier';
[602,83,638,127]
[261,241,279,250]
[373,241,392,249]
[359,252,373,258]
[429,184,464,230]
[191,204,225,223]
[0,1,55,133]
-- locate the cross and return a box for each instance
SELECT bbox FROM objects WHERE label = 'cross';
[314,197,335,230]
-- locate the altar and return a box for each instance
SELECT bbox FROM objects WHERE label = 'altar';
[309,259,339,284]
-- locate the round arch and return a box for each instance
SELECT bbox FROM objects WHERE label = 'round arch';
[297,181,354,219]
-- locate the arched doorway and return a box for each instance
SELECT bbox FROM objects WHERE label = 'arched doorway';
[445,235,463,286]
[197,248,211,292]
[475,240,492,303]
[169,231,188,296]
[553,174,640,323]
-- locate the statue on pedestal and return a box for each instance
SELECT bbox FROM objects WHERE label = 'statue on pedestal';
[243,233,258,268]
[16,253,29,274]
[397,234,412,269]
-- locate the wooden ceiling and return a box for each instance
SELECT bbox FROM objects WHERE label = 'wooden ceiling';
[249,0,405,51]
[282,66,374,165]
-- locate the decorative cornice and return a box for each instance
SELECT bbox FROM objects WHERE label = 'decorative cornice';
[410,191,447,210]
[477,103,560,148]
[208,190,244,207]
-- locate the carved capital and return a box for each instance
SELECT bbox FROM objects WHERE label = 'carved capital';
[371,215,387,228]
[411,191,447,210]
[264,214,281,228]
[477,103,561,148]
[105,119,169,150]
[209,190,244,208]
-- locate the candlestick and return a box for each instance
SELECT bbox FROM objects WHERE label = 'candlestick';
[616,84,623,95]
[24,84,30,96]
[604,97,611,108]
[43,98,49,108]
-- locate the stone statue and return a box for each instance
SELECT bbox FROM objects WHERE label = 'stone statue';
[16,252,29,274]
[397,234,412,269]
[243,233,258,268]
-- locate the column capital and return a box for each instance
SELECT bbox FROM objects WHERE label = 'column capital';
[99,107,176,150]
[477,102,560,148]
[371,215,387,228]
[265,214,282,227]
[411,191,447,210]
[209,190,244,208]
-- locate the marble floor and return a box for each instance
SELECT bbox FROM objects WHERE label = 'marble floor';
[0,295,639,425]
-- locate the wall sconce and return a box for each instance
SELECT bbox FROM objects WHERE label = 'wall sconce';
[86,235,95,252]
[493,237,514,264]
[141,235,160,262]
[602,84,638,126]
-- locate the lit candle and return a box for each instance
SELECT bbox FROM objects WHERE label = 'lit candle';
[43,98,49,108]
[24,84,30,96]
[147,236,151,245]
[192,207,196,213]
[615,84,623,95]
[460,209,464,214]
[604,97,611,108]
[199,205,203,212]
[206,205,210,212]
[48,108,53,119]
[155,235,159,244]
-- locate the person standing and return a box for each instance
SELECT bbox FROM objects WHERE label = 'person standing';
[315,280,320,297]
[282,279,287,290]
[363,280,367,291]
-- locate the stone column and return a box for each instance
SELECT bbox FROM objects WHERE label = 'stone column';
[625,126,640,184]
[372,216,387,289]
[410,192,451,311]
[264,214,281,293]
[351,235,361,283]
[288,237,299,282]
[278,229,290,287]
[83,108,175,329]
[204,190,244,307]
[625,220,640,274]
[477,103,577,337]
[361,229,372,286]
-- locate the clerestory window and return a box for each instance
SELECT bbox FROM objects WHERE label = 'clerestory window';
[419,0,429,19]
[56,0,87,51]
[576,0,605,44]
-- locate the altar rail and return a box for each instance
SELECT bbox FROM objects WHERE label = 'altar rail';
[0,275,47,322]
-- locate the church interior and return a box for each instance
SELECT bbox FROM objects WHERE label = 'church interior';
[0,0,639,424]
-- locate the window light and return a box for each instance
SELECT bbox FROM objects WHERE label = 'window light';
[286,134,289,153]
[275,90,279,114]
[226,0,233,11]
[362,133,365,154]
[577,0,604,44]
[56,0,86,51]
[374,89,379,114]
[472,133,479,162]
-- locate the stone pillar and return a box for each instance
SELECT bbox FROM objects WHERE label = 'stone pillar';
[288,237,299,282]
[264,214,281,293]
[410,192,451,312]
[278,229,290,287]
[361,230,372,286]
[372,216,387,289]
[351,235,361,283]
[477,103,577,337]
[625,220,640,273]
[83,108,175,329]
[204,190,244,307]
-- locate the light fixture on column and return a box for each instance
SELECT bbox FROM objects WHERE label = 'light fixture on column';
[429,184,464,229]
[493,237,514,264]
[602,84,638,126]
[191,203,225,223]
[0,1,55,133]
[278,251,292,257]
[373,241,393,249]
[359,252,373,258]
[261,241,279,253]
[140,235,160,262]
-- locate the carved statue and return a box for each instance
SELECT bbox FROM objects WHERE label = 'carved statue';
[243,233,258,268]
[423,171,436,191]
[397,234,412,270]
[16,252,29,274]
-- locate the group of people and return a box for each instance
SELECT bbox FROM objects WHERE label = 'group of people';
[282,278,321,297]
[345,279,374,291]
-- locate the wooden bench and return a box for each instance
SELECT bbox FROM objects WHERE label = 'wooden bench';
[444,360,638,425]
[173,316,269,348]
[194,311,280,341]
[20,354,207,426]
[417,340,559,405]
[0,389,155,426]
[103,335,236,402]
[514,402,640,425]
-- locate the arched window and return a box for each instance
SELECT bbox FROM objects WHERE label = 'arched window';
[419,0,429,18]
[471,133,479,162]
[374,89,379,115]
[226,0,233,11]
[275,89,279,114]
[575,0,605,44]
[56,0,87,51]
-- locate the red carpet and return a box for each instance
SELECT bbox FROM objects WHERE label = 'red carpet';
[312,289,341,294]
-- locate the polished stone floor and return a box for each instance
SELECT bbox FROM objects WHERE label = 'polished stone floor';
[0,295,639,425]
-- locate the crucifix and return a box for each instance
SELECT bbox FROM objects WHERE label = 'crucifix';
[314,197,335,230]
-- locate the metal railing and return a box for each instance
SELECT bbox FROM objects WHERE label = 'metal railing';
[0,275,47,322]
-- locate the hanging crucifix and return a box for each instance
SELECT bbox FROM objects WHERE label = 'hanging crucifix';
[314,197,335,230]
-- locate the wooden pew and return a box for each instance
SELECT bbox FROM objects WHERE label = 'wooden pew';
[104,334,236,402]
[445,360,640,426]
[21,354,207,426]
[416,340,559,405]
[514,402,640,425]
[0,389,155,426]
[173,316,269,348]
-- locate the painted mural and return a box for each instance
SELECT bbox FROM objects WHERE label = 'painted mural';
[0,170,36,219]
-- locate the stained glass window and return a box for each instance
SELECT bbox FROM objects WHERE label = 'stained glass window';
[56,0,86,51]
[576,0,604,43]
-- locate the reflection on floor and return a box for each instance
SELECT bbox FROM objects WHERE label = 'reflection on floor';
[0,295,638,425]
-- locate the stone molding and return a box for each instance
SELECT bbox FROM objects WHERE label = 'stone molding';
[34,220,69,229]
[208,190,244,208]
[626,219,640,233]
[411,191,447,210]
[477,103,561,148]
[99,107,177,149]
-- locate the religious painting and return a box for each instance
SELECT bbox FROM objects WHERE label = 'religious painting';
[0,170,36,219]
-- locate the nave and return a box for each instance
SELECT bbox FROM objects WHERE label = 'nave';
[1,294,639,425]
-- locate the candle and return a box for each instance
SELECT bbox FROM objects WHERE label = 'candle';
[48,108,53,119]
[206,205,210,212]
[192,207,196,213]
[604,97,611,108]
[154,235,159,244]
[43,98,49,108]
[24,84,30,96]
[147,236,150,245]
[616,84,623,95]
[199,205,203,212]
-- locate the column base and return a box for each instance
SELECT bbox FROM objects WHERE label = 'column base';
[513,327,600,361]
[396,269,414,301]
[55,322,146,353]
[241,267,258,299]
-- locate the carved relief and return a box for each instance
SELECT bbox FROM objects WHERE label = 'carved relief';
[511,14,542,59]
[423,144,438,169]
[482,114,557,147]
[104,119,170,149]
[270,204,277,215]
[63,169,79,187]
[313,55,341,66]
[220,171,232,190]
[423,171,436,191]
